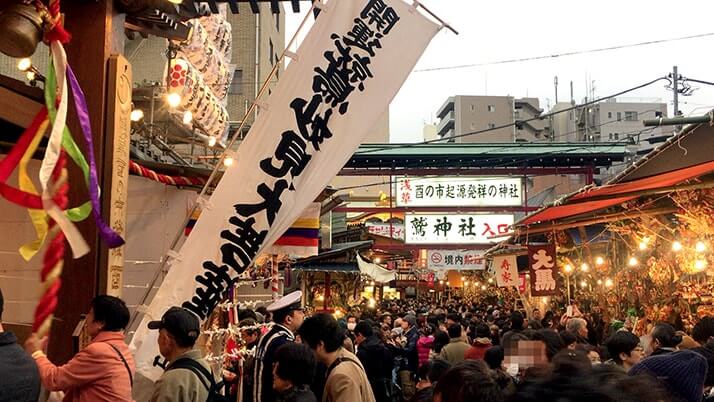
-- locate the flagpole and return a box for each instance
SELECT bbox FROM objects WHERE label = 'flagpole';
[127,2,319,332]
[412,1,458,35]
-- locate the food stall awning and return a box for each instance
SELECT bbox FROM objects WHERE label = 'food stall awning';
[292,263,359,273]
[519,160,714,226]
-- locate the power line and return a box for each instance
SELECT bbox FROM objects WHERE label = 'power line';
[356,76,668,155]
[414,32,714,73]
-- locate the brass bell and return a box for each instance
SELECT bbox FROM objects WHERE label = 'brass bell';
[0,3,44,58]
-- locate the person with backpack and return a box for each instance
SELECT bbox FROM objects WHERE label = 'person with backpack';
[148,306,224,402]
[24,295,135,402]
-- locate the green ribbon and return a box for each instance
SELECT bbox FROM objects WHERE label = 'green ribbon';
[45,59,92,222]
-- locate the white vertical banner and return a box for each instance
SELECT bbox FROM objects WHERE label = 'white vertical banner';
[493,255,519,288]
[130,0,440,387]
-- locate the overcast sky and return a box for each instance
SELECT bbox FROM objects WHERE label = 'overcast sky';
[286,0,714,143]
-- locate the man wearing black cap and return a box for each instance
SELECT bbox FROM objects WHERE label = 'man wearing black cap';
[148,306,215,402]
[254,291,305,402]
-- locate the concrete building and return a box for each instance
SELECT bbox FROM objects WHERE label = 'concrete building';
[435,95,547,143]
[549,98,669,180]
[126,4,285,128]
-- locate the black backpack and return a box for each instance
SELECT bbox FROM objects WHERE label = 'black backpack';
[167,357,228,402]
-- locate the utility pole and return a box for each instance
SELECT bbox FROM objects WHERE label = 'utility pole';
[554,76,559,104]
[672,65,681,132]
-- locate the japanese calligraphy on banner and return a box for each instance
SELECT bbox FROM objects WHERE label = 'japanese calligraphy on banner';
[518,273,527,293]
[427,249,485,271]
[528,244,560,297]
[395,176,523,207]
[493,255,518,287]
[366,222,405,239]
[130,0,440,386]
[405,213,513,244]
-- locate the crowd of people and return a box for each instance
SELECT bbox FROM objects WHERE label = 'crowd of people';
[4,285,714,402]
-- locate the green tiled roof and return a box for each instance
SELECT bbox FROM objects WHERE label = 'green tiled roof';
[346,142,629,169]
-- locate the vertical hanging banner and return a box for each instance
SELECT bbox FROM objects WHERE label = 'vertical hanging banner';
[528,244,560,297]
[518,273,527,293]
[130,0,440,386]
[493,255,518,288]
[268,202,321,258]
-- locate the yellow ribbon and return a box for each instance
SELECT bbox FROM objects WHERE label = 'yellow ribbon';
[18,119,50,261]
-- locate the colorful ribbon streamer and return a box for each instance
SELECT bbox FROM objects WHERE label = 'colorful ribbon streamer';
[18,118,50,260]
[65,64,124,248]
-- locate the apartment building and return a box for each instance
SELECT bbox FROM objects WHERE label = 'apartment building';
[435,95,547,143]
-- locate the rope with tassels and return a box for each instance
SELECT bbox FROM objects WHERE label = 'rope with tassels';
[32,151,67,338]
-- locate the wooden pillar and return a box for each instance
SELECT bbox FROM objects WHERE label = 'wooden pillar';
[47,0,125,364]
[324,272,331,311]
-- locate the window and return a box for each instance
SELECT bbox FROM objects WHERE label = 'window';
[269,40,274,65]
[470,104,475,112]
[617,112,622,121]
[488,123,496,129]
[607,112,612,119]
[514,110,520,118]
[608,133,613,140]
[229,70,243,94]
[614,133,619,140]
[624,111,638,121]
[487,105,496,112]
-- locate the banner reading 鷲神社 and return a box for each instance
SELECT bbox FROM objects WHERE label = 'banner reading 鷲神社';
[129,0,440,390]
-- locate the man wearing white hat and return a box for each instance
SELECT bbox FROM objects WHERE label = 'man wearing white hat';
[253,291,305,402]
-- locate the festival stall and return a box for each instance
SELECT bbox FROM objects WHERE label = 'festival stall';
[507,117,714,334]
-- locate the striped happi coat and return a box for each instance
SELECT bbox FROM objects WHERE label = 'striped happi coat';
[253,323,295,402]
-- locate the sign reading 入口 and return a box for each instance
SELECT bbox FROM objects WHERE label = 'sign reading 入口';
[427,249,485,270]
[395,177,523,207]
[405,213,513,244]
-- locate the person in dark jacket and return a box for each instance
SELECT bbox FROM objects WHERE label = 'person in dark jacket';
[0,288,40,402]
[273,343,317,402]
[410,359,451,402]
[254,291,305,402]
[691,316,714,388]
[649,322,681,356]
[399,314,420,400]
[355,321,394,402]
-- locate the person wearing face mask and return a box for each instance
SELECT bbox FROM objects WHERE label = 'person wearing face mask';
[346,315,358,332]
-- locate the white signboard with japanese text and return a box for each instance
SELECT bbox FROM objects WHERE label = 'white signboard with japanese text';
[395,177,523,207]
[129,0,439,390]
[405,213,514,244]
[427,249,485,271]
[493,255,519,287]
[366,222,405,240]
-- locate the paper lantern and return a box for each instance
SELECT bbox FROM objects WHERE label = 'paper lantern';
[167,58,229,140]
